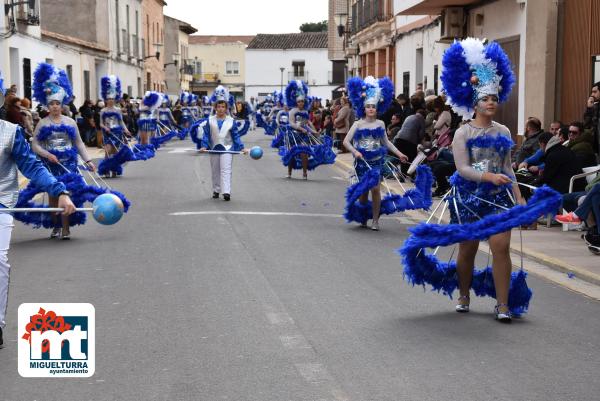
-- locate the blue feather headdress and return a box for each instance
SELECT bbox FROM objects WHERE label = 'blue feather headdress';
[441,38,515,120]
[0,70,4,97]
[142,91,162,110]
[161,93,171,106]
[285,80,309,110]
[202,95,210,106]
[346,76,394,119]
[100,75,122,101]
[33,63,73,105]
[179,91,190,105]
[210,85,234,107]
[272,90,284,107]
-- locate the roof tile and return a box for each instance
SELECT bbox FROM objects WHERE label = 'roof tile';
[247,32,328,49]
[189,35,255,45]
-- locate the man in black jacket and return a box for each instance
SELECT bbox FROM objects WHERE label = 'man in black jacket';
[513,117,543,168]
[583,81,600,153]
[538,132,585,194]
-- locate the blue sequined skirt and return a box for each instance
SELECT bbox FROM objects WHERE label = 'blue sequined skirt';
[159,119,172,129]
[180,115,194,124]
[103,127,124,147]
[354,157,384,181]
[286,129,310,146]
[138,119,157,131]
[45,149,78,177]
[448,172,514,224]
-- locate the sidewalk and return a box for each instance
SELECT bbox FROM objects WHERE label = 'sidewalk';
[334,152,600,289]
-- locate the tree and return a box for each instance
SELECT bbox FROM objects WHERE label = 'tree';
[299,20,328,32]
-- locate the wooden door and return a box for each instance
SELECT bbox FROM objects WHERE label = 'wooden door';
[495,37,520,139]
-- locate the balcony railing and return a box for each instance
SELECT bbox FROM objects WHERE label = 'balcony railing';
[193,72,220,83]
[351,0,392,34]
[288,71,309,82]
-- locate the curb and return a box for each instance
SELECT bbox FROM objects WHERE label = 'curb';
[332,156,600,289]
[509,246,600,287]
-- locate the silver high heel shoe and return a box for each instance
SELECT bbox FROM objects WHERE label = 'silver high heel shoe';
[371,220,380,231]
[455,295,470,313]
[494,304,512,322]
[50,227,61,239]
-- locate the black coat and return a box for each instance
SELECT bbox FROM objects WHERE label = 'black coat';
[541,144,585,194]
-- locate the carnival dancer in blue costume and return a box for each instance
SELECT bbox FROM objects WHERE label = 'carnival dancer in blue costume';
[271,104,290,149]
[201,96,212,119]
[400,38,562,322]
[99,75,132,177]
[190,94,201,121]
[343,76,410,231]
[138,91,163,146]
[264,91,284,136]
[158,93,180,140]
[198,86,250,201]
[0,69,78,346]
[281,80,336,179]
[256,94,273,130]
[27,63,96,239]
[179,92,194,130]
[158,94,177,130]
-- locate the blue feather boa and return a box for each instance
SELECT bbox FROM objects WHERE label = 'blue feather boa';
[131,143,156,160]
[280,136,336,170]
[151,131,177,147]
[399,185,562,315]
[98,146,135,176]
[14,172,130,228]
[281,145,318,170]
[344,165,433,223]
[271,130,285,148]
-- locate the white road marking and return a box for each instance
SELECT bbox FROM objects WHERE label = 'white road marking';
[170,210,416,226]
[170,211,343,218]
[167,148,197,153]
[266,312,295,325]
[279,335,312,350]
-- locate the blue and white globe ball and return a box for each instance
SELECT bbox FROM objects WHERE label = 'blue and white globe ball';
[249,146,263,160]
[92,193,124,225]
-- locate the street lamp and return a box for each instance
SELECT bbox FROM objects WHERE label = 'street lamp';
[335,12,349,37]
[144,42,163,61]
[163,53,180,69]
[279,67,285,92]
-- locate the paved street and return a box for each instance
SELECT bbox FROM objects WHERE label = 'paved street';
[1,130,599,401]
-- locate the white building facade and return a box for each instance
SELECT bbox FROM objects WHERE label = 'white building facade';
[245,33,337,103]
[1,0,144,106]
[393,15,446,96]
[394,0,527,135]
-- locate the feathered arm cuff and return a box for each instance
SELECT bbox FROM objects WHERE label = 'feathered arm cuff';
[235,119,250,137]
[200,121,211,149]
[230,122,245,151]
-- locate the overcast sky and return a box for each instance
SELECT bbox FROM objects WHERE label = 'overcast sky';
[163,0,328,35]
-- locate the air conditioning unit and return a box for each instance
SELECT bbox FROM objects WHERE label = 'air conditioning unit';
[440,7,465,42]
